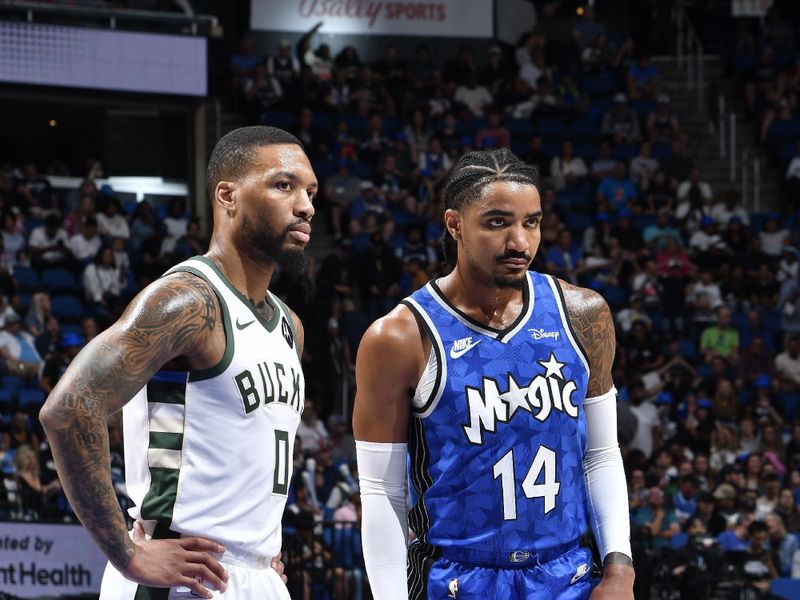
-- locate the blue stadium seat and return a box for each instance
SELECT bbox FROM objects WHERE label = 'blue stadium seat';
[651,142,672,161]
[0,389,11,413]
[311,111,332,131]
[311,159,337,180]
[260,110,296,130]
[382,115,401,135]
[580,71,615,97]
[564,211,593,232]
[542,141,561,157]
[779,142,798,164]
[537,118,569,139]
[677,339,698,361]
[350,161,373,179]
[670,532,688,549]
[507,119,536,140]
[771,578,800,600]
[343,114,366,135]
[766,119,800,143]
[51,295,87,322]
[2,375,23,399]
[603,286,628,310]
[13,266,41,293]
[571,119,600,140]
[575,142,600,162]
[632,214,657,230]
[612,144,637,161]
[42,268,81,294]
[629,99,657,118]
[557,187,592,211]
[18,389,44,410]
[779,392,800,421]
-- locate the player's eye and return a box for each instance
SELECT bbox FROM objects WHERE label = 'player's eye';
[527,219,540,228]
[489,218,504,227]
[276,181,292,191]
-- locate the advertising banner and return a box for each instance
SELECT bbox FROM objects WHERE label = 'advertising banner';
[251,0,494,38]
[0,522,106,598]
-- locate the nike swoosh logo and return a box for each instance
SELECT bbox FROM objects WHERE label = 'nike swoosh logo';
[570,564,589,585]
[235,318,255,330]
[449,340,480,359]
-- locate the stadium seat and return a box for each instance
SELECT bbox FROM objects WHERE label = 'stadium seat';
[0,389,11,413]
[603,286,628,310]
[670,532,688,549]
[580,71,615,97]
[575,142,600,162]
[779,392,800,421]
[557,187,592,211]
[537,118,569,139]
[507,119,536,141]
[770,578,800,600]
[564,211,593,232]
[2,375,23,399]
[651,142,672,161]
[677,339,698,361]
[18,389,44,410]
[51,295,87,322]
[260,110,296,130]
[12,266,41,293]
[571,119,600,140]
[42,268,81,294]
[612,144,637,161]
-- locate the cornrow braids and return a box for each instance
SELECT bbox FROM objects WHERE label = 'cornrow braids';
[442,148,539,211]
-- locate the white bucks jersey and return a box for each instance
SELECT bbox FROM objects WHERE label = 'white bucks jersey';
[122,256,304,557]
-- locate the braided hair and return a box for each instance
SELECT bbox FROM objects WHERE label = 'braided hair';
[441,148,539,263]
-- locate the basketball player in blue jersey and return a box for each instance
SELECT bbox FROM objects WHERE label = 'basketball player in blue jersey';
[354,148,634,599]
[40,126,317,599]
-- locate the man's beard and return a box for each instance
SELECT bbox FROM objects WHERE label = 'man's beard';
[494,251,530,289]
[241,214,308,273]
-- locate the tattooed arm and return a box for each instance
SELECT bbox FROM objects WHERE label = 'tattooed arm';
[39,272,228,599]
[560,281,634,600]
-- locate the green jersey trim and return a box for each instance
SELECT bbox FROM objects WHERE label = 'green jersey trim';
[192,255,281,333]
[271,293,302,361]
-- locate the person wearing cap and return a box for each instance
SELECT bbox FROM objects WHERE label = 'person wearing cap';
[709,483,739,536]
[601,93,641,144]
[645,93,683,144]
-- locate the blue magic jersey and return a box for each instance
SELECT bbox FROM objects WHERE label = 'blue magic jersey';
[401,271,591,577]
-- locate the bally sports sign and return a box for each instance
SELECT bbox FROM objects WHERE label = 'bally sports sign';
[251,0,494,38]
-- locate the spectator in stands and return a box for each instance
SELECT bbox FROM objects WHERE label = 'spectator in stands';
[13,162,57,218]
[519,49,550,91]
[779,275,800,340]
[550,140,588,190]
[327,414,356,466]
[230,36,263,89]
[160,198,188,257]
[297,399,330,456]
[662,138,693,187]
[454,72,494,118]
[95,196,130,242]
[784,142,800,209]
[23,292,50,337]
[243,64,283,121]
[745,46,778,116]
[66,216,101,266]
[267,39,300,99]
[596,162,637,212]
[644,208,681,250]
[128,201,160,254]
[776,487,800,532]
[775,335,800,392]
[7,410,38,450]
[63,193,94,237]
[765,512,799,577]
[629,141,660,190]
[82,244,123,323]
[80,315,98,343]
[442,45,476,86]
[677,167,714,208]
[34,315,59,358]
[39,331,83,396]
[710,190,750,227]
[545,229,584,284]
[522,135,550,177]
[634,486,680,551]
[1,212,25,268]
[745,520,780,591]
[759,212,789,258]
[294,107,326,160]
[299,22,333,82]
[324,160,361,242]
[359,114,392,166]
[699,306,740,365]
[403,108,432,159]
[28,214,69,270]
[334,45,361,83]
[418,138,452,179]
[571,5,607,51]
[601,93,641,144]
[481,45,513,95]
[475,109,510,149]
[646,94,682,144]
[627,54,661,99]
[173,219,206,262]
[0,312,42,378]
[13,444,61,520]
[688,217,729,268]
[776,245,799,283]
[590,141,617,180]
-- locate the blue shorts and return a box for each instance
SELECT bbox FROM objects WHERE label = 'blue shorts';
[408,541,599,599]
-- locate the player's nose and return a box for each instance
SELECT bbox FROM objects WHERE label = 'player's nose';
[506,223,529,252]
[295,189,315,222]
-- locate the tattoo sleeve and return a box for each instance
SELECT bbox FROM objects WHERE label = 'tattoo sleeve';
[559,281,616,398]
[39,272,218,571]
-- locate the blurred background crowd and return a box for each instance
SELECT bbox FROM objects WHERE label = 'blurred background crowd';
[3,0,800,598]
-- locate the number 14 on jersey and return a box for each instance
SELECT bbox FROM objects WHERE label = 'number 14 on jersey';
[493,446,560,520]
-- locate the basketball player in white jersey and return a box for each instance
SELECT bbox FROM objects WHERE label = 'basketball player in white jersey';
[40,126,317,599]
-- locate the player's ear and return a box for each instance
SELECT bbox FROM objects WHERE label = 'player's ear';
[215,181,237,216]
[444,208,462,242]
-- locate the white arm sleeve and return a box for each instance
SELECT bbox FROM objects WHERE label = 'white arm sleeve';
[356,440,409,600]
[583,386,633,563]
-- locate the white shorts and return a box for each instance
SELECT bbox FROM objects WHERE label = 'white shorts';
[99,546,291,600]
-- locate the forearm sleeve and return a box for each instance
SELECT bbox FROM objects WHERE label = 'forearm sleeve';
[356,440,409,600]
[583,386,632,562]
